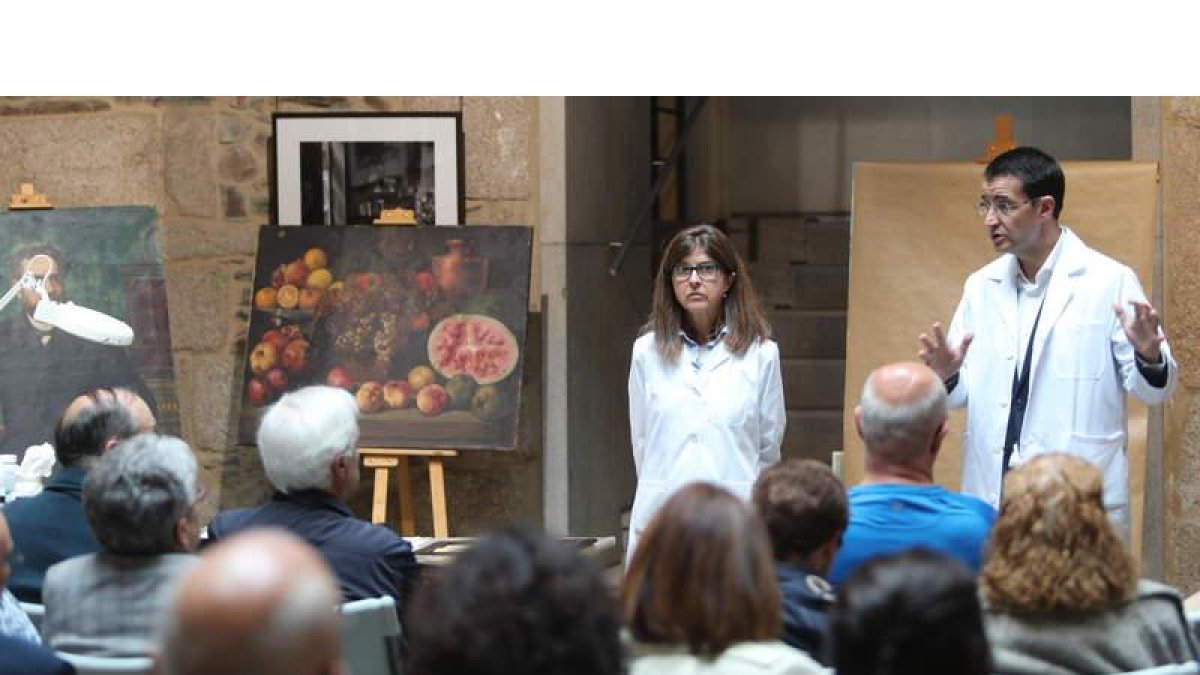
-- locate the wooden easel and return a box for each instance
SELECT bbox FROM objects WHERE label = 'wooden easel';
[361,448,459,537]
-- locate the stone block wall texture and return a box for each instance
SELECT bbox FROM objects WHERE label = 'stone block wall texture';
[1162,97,1200,593]
[0,96,542,534]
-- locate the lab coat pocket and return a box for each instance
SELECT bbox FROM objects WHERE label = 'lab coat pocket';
[1052,322,1106,380]
[1065,431,1126,504]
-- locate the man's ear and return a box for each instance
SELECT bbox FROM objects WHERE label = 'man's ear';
[102,436,120,453]
[930,420,949,459]
[174,516,192,552]
[1037,195,1057,219]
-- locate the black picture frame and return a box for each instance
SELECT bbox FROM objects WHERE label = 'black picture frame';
[271,112,465,227]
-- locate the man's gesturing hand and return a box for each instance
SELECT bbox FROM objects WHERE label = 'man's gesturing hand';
[918,322,973,381]
[1114,300,1164,363]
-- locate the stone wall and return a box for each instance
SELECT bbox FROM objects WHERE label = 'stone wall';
[0,96,542,534]
[1160,97,1200,592]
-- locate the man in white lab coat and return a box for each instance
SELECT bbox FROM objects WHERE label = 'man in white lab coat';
[918,146,1176,534]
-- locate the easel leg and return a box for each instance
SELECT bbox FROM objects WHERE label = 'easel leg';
[429,458,449,537]
[372,466,390,525]
[396,457,415,536]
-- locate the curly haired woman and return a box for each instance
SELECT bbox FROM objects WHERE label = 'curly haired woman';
[981,453,1198,674]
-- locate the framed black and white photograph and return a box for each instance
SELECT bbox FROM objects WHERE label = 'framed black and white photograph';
[272,113,463,227]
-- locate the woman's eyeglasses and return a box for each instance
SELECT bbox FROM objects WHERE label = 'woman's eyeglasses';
[672,262,722,282]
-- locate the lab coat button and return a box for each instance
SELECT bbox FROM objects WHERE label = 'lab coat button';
[992,447,1002,456]
[1000,400,1009,409]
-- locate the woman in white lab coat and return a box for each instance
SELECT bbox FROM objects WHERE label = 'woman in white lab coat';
[626,224,785,563]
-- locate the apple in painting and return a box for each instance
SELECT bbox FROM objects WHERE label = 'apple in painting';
[280,339,310,374]
[284,261,310,287]
[249,342,278,375]
[326,366,353,390]
[298,287,323,311]
[265,367,289,393]
[356,381,384,413]
[414,270,436,294]
[260,329,290,352]
[416,384,450,416]
[383,380,412,409]
[247,377,271,407]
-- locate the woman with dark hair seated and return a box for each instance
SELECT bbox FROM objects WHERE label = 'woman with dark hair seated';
[405,527,623,675]
[981,453,1199,674]
[621,482,823,675]
[829,548,990,675]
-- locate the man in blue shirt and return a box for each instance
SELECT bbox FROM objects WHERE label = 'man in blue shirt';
[828,361,995,585]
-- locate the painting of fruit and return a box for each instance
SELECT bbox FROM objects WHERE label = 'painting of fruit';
[444,374,478,410]
[325,366,352,390]
[383,380,413,409]
[356,381,384,413]
[416,383,450,416]
[238,225,531,450]
[427,314,519,385]
[249,342,278,375]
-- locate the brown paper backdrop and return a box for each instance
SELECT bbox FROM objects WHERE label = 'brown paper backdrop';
[844,161,1158,554]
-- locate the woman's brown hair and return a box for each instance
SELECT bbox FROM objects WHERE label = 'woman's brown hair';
[981,453,1137,612]
[621,482,782,656]
[644,224,771,363]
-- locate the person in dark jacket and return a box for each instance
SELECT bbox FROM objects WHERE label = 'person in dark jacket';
[3,387,154,602]
[207,385,417,608]
[751,459,847,664]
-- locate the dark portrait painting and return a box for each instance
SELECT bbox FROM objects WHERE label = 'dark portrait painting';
[0,207,178,460]
[238,224,532,451]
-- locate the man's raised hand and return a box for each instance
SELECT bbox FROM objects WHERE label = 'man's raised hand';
[918,322,973,381]
[1114,300,1164,363]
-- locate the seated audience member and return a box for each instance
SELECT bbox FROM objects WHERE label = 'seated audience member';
[0,633,75,674]
[160,529,343,675]
[981,453,1199,674]
[406,527,622,675]
[41,434,202,657]
[622,482,825,675]
[752,459,847,663]
[4,387,154,602]
[0,511,41,644]
[207,385,417,605]
[829,549,990,675]
[828,361,994,584]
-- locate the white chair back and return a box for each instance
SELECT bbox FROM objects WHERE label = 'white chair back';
[340,596,403,675]
[19,601,44,635]
[55,652,154,675]
[1119,662,1200,675]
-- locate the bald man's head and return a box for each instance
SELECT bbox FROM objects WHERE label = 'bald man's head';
[161,529,343,675]
[856,361,948,466]
[54,387,153,468]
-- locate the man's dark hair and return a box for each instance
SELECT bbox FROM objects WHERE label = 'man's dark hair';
[406,527,623,675]
[752,459,848,562]
[8,241,67,280]
[830,549,990,675]
[52,389,137,468]
[984,146,1066,219]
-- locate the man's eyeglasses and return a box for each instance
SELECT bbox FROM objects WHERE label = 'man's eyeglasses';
[672,262,723,282]
[976,197,1034,218]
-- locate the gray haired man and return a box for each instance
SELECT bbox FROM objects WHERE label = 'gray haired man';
[41,433,203,657]
[827,361,996,585]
